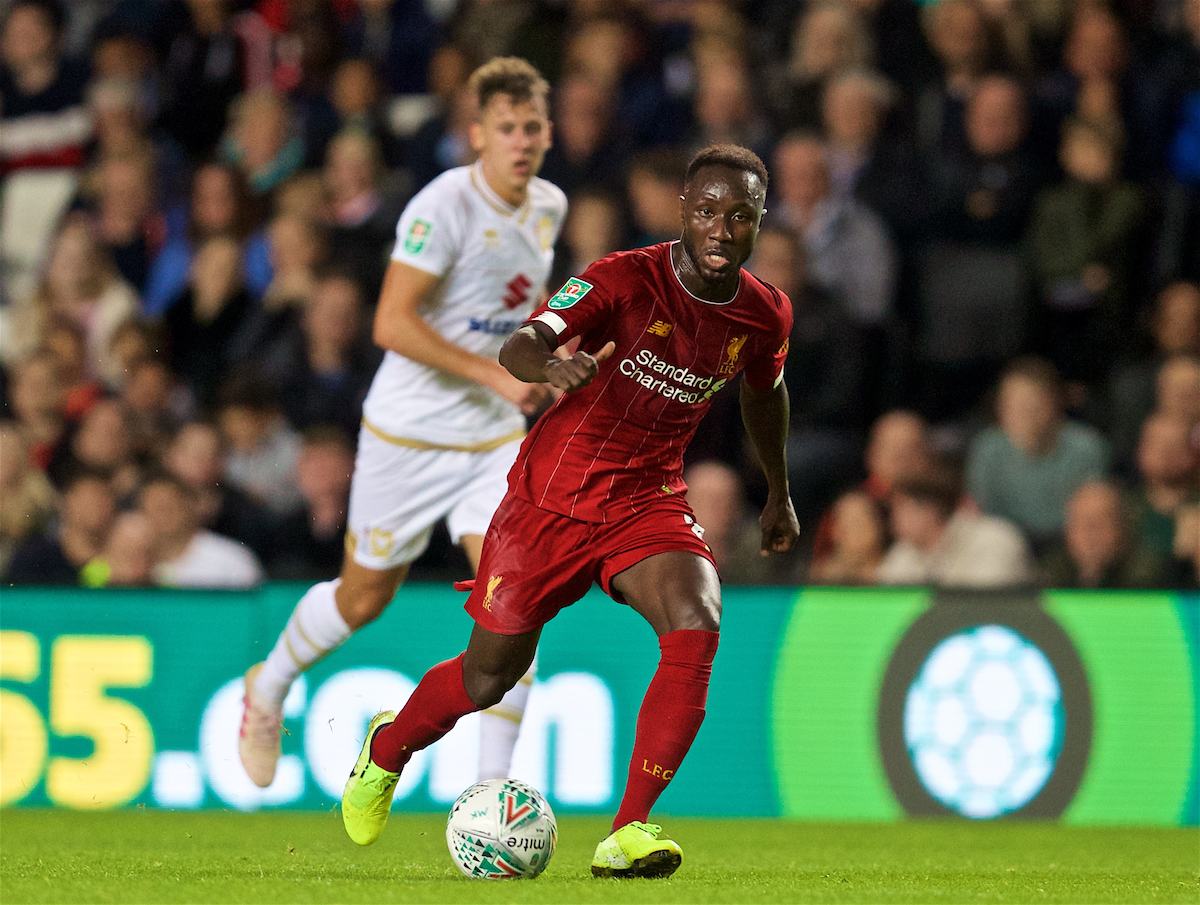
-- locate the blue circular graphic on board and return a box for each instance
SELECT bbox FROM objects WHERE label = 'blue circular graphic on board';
[903,624,1065,819]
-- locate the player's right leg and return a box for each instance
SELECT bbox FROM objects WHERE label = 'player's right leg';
[239,558,408,788]
[342,623,540,845]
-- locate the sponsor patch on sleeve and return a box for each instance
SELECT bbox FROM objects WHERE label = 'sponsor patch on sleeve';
[546,277,593,310]
[404,219,432,254]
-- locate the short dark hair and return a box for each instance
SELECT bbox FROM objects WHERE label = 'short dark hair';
[998,355,1065,408]
[685,144,769,197]
[139,469,197,504]
[892,465,961,520]
[468,57,549,113]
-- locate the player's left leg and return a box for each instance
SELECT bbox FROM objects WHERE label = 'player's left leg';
[460,531,538,781]
[592,550,721,879]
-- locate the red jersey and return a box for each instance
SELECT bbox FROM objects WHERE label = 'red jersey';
[511,241,792,523]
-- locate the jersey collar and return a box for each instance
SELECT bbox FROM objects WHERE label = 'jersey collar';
[470,161,531,221]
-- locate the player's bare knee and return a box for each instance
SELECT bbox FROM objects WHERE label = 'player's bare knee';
[462,667,519,710]
[335,585,392,629]
[672,595,721,633]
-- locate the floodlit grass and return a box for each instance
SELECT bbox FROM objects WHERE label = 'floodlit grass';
[1,810,1195,903]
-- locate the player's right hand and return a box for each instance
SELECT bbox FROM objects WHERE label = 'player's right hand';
[544,341,616,393]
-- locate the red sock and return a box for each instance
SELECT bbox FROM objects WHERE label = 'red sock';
[370,653,479,772]
[612,629,719,829]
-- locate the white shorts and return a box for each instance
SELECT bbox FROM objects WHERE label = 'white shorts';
[346,425,521,570]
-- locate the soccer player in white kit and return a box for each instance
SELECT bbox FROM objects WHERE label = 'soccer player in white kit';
[238,58,567,789]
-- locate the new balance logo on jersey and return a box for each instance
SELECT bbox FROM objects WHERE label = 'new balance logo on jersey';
[646,320,673,337]
[503,274,532,310]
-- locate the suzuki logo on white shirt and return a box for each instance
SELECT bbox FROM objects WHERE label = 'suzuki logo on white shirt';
[503,274,533,310]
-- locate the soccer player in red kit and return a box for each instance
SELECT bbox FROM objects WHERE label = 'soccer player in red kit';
[341,144,799,878]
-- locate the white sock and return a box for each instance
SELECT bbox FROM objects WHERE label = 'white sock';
[254,579,351,708]
[477,651,538,781]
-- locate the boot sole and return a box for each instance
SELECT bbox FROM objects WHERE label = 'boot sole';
[590,849,682,879]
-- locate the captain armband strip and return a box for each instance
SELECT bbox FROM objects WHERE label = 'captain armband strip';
[532,311,569,335]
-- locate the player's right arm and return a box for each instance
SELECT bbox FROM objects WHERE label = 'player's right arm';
[499,321,615,392]
[372,260,549,414]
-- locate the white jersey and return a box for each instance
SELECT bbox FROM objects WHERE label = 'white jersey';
[361,161,567,449]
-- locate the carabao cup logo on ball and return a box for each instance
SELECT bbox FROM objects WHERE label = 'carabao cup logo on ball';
[903,625,1064,819]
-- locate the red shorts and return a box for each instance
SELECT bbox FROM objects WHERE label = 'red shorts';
[458,492,716,635]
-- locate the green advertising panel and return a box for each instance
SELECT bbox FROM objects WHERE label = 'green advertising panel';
[1,585,1195,825]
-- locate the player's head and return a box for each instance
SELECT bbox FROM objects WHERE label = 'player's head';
[468,57,552,201]
[678,144,768,284]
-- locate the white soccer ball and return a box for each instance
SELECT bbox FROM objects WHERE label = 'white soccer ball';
[446,778,557,879]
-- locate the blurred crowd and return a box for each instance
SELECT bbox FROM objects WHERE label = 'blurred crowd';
[0,0,1197,591]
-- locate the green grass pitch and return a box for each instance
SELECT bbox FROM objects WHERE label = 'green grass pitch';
[1,811,1195,903]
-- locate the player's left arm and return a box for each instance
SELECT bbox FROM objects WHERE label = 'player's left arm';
[740,378,800,555]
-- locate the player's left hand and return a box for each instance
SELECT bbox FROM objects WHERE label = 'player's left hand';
[759,493,800,556]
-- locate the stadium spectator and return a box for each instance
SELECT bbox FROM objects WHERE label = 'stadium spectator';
[163,235,257,408]
[625,149,688,248]
[966,357,1109,548]
[158,0,268,159]
[538,74,630,197]
[260,212,325,313]
[1162,503,1200,589]
[1126,412,1199,560]
[323,129,399,301]
[821,69,930,243]
[143,161,271,316]
[215,376,304,516]
[560,13,682,147]
[162,420,271,558]
[3,468,115,585]
[554,188,626,287]
[772,0,873,133]
[915,0,1004,161]
[918,75,1040,419]
[340,0,440,96]
[40,315,104,418]
[808,489,888,586]
[878,466,1034,588]
[4,214,139,385]
[1030,116,1145,385]
[326,58,398,165]
[89,149,163,291]
[403,43,478,191]
[8,349,69,471]
[81,509,155,588]
[810,409,933,564]
[0,0,92,175]
[118,357,181,464]
[46,396,140,500]
[138,471,264,590]
[0,421,57,574]
[750,226,865,522]
[263,427,354,581]
[1039,481,1163,589]
[1107,281,1200,472]
[770,133,897,330]
[686,57,773,164]
[1155,355,1200,444]
[257,271,378,438]
[220,89,304,196]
